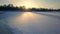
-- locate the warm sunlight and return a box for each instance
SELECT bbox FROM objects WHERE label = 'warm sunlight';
[9,12,47,30]
[23,3,32,9]
[18,0,39,9]
[16,12,41,23]
[1,0,60,34]
[20,12,35,21]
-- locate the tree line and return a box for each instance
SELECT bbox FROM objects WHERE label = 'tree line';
[0,4,60,11]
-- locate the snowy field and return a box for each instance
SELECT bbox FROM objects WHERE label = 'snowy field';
[0,11,60,34]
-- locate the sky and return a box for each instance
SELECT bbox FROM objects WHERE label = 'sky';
[0,0,60,9]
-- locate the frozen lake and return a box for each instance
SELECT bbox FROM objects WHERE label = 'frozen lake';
[0,11,60,34]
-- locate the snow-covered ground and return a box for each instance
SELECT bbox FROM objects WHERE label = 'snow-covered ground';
[0,11,60,34]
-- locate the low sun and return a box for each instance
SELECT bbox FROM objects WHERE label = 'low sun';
[16,1,38,9]
[16,0,39,9]
[23,3,32,9]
